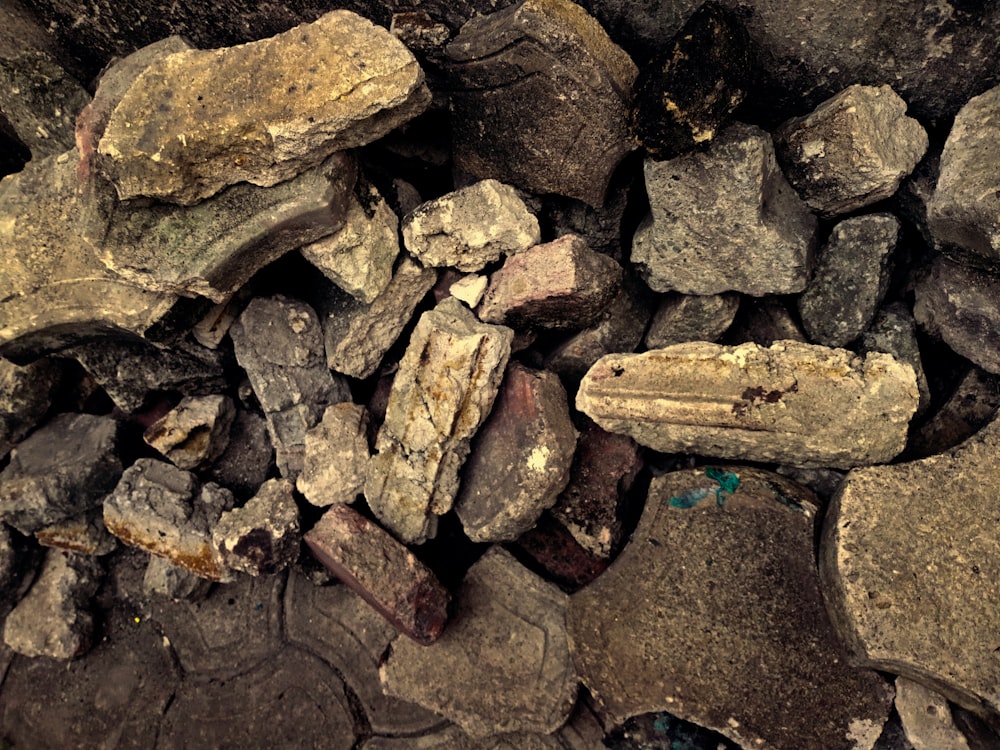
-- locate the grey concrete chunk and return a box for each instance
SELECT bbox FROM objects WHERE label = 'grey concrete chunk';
[297,403,370,507]
[380,546,577,738]
[96,11,430,205]
[820,413,1000,718]
[895,677,970,750]
[143,555,212,602]
[725,297,807,346]
[859,303,931,417]
[569,467,893,749]
[204,408,274,498]
[213,478,300,577]
[643,292,740,349]
[634,122,817,296]
[402,180,540,272]
[144,394,235,471]
[776,85,928,218]
[577,340,919,469]
[0,356,63,458]
[365,298,513,543]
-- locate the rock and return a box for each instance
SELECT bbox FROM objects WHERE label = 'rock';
[577,340,919,469]
[859,303,931,417]
[913,256,1000,375]
[230,295,351,479]
[36,509,118,556]
[895,678,971,750]
[0,412,121,535]
[364,298,513,543]
[390,10,452,56]
[103,458,235,582]
[569,466,893,748]
[907,367,1000,459]
[380,546,578,737]
[213,478,300,577]
[96,11,431,205]
[511,513,609,590]
[774,466,845,503]
[143,555,212,602]
[643,292,740,349]
[0,356,63,458]
[402,180,540,272]
[540,168,633,260]
[363,728,563,749]
[631,2,750,159]
[3,550,102,659]
[143,394,235,471]
[927,85,1000,267]
[304,504,451,645]
[633,122,817,296]
[322,254,438,379]
[297,403,370,507]
[445,0,638,207]
[203,408,274,498]
[775,85,928,218]
[190,287,252,350]
[448,274,488,308]
[723,297,808,346]
[455,363,578,542]
[820,413,1000,719]
[798,213,900,347]
[478,234,623,330]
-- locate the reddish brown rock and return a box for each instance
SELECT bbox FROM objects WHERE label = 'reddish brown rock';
[512,514,609,591]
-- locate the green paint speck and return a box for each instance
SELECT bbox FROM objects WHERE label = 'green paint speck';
[705,467,739,505]
[669,487,709,508]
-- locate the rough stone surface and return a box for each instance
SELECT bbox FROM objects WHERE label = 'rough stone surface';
[103,459,235,582]
[724,297,807,346]
[304,504,450,645]
[577,340,919,469]
[213,478,300,577]
[35,509,118,556]
[380,546,577,738]
[365,298,513,543]
[143,554,212,601]
[402,180,540,272]
[775,85,928,218]
[455,363,578,542]
[3,550,102,659]
[445,0,638,207]
[895,677,970,750]
[859,303,931,417]
[633,122,817,296]
[570,466,893,748]
[448,274,488,308]
[96,10,430,205]
[907,367,1000,460]
[478,234,622,330]
[297,403,370,507]
[0,356,63,458]
[643,291,740,349]
[0,412,121,535]
[821,413,1000,718]
[143,394,235,471]
[799,213,899,347]
[204,407,274,498]
[512,513,609,591]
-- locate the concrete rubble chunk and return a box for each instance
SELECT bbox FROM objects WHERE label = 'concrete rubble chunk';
[0,356,63,458]
[634,122,817,296]
[230,295,351,480]
[364,297,513,543]
[204,408,274,498]
[776,84,929,218]
[103,458,235,582]
[402,180,540,272]
[927,84,1000,266]
[304,503,450,645]
[143,555,212,602]
[455,363,578,542]
[380,546,578,737]
[895,677,971,750]
[36,509,118,556]
[297,403,370,508]
[478,234,622,330]
[577,340,919,469]
[799,213,899,347]
[3,550,102,660]
[143,394,236,471]
[859,303,931,417]
[213,478,300,577]
[445,0,638,207]
[643,291,740,349]
[0,413,121,535]
[569,467,893,749]
[96,10,431,205]
[448,274,488,308]
[820,413,1000,719]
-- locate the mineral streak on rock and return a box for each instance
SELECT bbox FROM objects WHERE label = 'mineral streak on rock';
[96,10,431,205]
[577,340,919,469]
[364,297,513,544]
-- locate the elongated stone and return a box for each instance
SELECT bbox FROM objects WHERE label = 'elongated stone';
[365,298,513,543]
[577,340,918,469]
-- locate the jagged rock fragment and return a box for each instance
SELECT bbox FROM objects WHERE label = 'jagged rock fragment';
[895,677,971,750]
[859,303,930,416]
[724,297,807,345]
[297,403,370,507]
[907,367,1000,459]
[143,555,212,601]
[36,509,117,556]
[213,478,300,576]
[204,408,274,498]
[0,356,63,457]
[577,340,919,469]
[643,292,740,349]
[143,394,235,471]
[448,274,488,308]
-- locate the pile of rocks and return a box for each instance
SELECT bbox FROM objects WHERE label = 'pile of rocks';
[0,1,999,748]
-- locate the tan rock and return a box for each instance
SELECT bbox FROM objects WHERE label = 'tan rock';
[297,403,370,507]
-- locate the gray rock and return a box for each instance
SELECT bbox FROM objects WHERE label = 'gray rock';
[363,727,562,750]
[478,234,622,330]
[541,169,633,259]
[0,356,63,458]
[723,297,808,346]
[907,367,1000,459]
[380,546,578,738]
[213,478,300,577]
[297,403,370,507]
[859,303,931,417]
[0,412,121,535]
[203,408,274,498]
[445,0,638,207]
[634,122,817,296]
[456,363,578,542]
[577,340,919,469]
[643,292,740,349]
[103,458,235,582]
[143,394,235,471]
[3,550,102,659]
[143,555,212,602]
[774,466,845,503]
[821,413,1000,719]
[365,298,513,543]
[895,678,970,750]
[402,180,540,272]
[35,509,118,556]
[799,213,899,347]
[569,467,893,749]
[96,11,430,205]
[775,85,928,218]
[927,84,1000,266]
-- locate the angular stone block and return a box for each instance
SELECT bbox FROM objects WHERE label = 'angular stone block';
[643,291,740,349]
[859,302,930,417]
[297,403,370,507]
[144,394,235,471]
[895,677,971,750]
[0,356,63,458]
[577,340,919,469]
[213,478,300,577]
